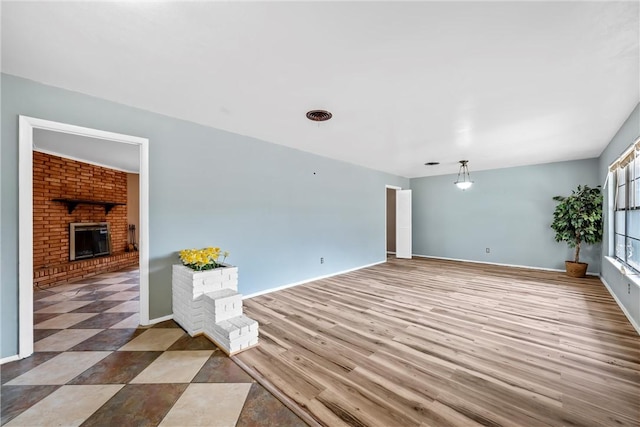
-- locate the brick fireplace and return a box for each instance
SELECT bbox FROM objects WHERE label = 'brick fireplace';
[33,151,138,288]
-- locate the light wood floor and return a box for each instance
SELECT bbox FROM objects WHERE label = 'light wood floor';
[235,257,640,427]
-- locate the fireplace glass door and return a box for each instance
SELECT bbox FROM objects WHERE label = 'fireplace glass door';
[70,222,111,261]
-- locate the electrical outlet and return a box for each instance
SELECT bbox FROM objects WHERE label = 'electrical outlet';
[486,248,490,253]
[320,257,324,264]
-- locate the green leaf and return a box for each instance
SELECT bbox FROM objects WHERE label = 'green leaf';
[550,184,603,262]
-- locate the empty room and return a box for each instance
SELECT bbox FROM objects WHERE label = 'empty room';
[1,1,639,427]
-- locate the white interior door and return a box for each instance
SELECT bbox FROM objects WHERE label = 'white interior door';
[396,189,412,259]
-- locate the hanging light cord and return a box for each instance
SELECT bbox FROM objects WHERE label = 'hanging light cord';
[456,164,469,183]
[455,160,472,185]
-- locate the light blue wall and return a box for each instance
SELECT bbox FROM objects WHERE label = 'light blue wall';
[410,159,601,272]
[0,74,409,357]
[597,103,640,330]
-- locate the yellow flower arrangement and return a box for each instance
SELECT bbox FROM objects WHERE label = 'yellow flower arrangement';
[179,247,230,271]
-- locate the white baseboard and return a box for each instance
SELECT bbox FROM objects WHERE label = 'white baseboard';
[599,275,640,336]
[243,260,386,300]
[412,254,600,276]
[0,354,20,365]
[146,314,174,325]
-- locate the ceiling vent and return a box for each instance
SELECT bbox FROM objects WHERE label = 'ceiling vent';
[306,110,333,122]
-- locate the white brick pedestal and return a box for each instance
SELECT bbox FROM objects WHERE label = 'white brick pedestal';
[204,312,259,353]
[203,288,243,323]
[172,264,259,355]
[172,264,239,336]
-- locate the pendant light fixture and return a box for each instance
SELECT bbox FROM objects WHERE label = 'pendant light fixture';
[454,160,473,190]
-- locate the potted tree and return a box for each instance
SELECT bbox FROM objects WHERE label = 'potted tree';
[551,185,603,277]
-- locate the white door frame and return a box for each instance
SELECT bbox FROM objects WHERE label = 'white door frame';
[18,116,150,359]
[385,185,402,258]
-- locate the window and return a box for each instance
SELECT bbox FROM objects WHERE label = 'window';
[610,138,640,272]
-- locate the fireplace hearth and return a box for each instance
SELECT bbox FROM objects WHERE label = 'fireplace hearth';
[70,222,111,261]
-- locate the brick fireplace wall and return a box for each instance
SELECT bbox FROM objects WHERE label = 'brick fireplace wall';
[33,151,138,288]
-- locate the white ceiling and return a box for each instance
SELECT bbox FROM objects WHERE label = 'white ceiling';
[33,129,140,173]
[3,2,639,178]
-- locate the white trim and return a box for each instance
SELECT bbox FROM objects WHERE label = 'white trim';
[243,260,386,300]
[0,354,20,365]
[33,147,139,174]
[22,117,147,145]
[147,314,174,325]
[18,116,34,359]
[607,171,615,257]
[385,185,402,190]
[412,254,600,276]
[599,274,640,336]
[138,132,150,326]
[604,256,640,288]
[18,116,151,360]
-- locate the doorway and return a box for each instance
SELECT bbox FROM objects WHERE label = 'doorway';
[386,188,397,254]
[18,116,149,359]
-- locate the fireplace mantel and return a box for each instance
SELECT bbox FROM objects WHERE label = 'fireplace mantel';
[52,198,126,214]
